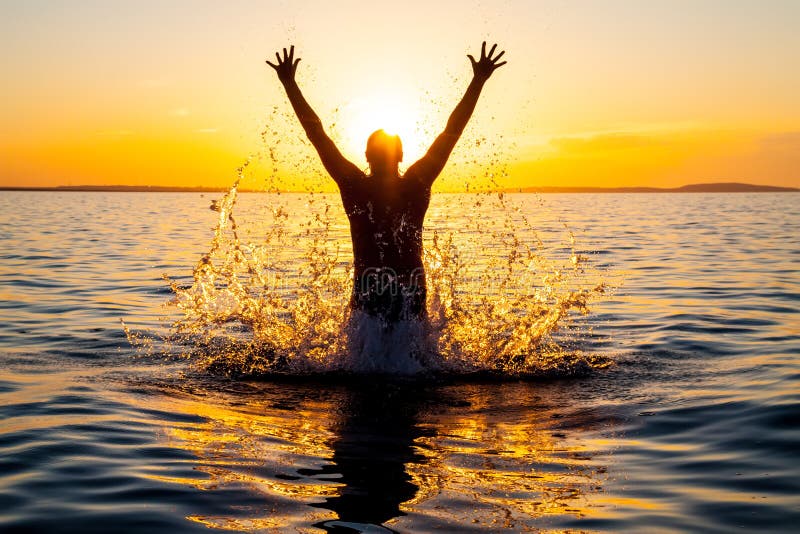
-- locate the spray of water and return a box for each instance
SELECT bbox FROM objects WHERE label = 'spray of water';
[155,168,609,377]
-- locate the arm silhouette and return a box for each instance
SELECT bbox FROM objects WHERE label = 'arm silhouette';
[406,42,506,187]
[267,46,361,186]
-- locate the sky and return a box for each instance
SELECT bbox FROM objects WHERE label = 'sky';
[1,0,799,191]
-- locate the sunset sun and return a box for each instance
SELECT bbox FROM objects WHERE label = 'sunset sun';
[338,90,427,164]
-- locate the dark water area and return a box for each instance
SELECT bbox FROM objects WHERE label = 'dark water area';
[1,191,799,532]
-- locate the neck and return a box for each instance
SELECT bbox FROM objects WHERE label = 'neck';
[369,162,399,178]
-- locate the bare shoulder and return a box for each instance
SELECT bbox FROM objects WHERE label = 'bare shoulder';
[336,167,367,189]
[400,170,433,192]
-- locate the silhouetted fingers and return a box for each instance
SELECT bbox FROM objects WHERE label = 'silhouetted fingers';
[265,60,278,69]
[293,58,301,69]
[283,47,289,61]
[275,52,281,64]
[493,50,505,62]
[289,45,295,61]
[467,54,476,66]
[481,41,487,59]
[488,43,497,58]
[494,61,507,69]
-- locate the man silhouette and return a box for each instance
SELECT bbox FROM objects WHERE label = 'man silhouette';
[267,42,506,322]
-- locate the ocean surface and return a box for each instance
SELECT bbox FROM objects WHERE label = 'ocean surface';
[0,191,798,533]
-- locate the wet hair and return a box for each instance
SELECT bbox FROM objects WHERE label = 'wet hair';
[365,129,403,165]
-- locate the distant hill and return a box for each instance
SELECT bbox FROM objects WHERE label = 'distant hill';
[1,182,797,193]
[507,182,799,193]
[671,182,798,192]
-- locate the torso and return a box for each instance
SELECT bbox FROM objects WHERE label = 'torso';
[339,174,431,284]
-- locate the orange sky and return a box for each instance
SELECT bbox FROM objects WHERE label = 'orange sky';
[1,0,798,190]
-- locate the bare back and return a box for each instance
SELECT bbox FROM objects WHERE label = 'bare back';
[338,173,432,282]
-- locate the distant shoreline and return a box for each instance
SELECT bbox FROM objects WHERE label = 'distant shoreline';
[506,182,799,193]
[0,182,797,193]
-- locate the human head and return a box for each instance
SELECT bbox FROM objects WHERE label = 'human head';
[365,129,403,173]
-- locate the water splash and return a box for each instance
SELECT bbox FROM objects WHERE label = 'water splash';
[132,99,614,376]
[158,176,610,377]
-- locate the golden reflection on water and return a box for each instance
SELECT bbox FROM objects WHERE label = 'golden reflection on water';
[404,385,611,530]
[136,388,340,530]
[141,379,613,531]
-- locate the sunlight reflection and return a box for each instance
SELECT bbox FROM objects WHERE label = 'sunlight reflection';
[140,381,614,531]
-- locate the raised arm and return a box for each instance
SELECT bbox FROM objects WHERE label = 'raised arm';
[405,42,506,187]
[266,46,361,186]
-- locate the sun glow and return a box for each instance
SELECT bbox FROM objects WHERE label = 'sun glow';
[337,90,428,166]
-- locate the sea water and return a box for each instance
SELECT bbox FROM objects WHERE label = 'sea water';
[1,190,798,532]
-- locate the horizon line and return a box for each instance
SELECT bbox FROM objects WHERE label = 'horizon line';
[0,181,797,194]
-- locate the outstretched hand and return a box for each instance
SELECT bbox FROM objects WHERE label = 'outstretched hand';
[266,45,301,83]
[468,41,506,81]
